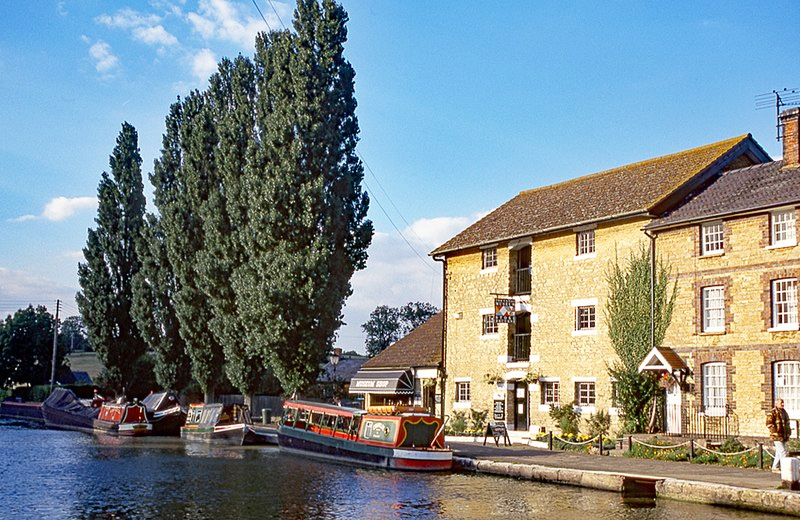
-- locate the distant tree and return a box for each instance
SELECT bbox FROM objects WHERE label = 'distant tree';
[131,214,193,392]
[606,245,677,433]
[0,305,67,387]
[58,315,91,353]
[362,302,439,357]
[362,306,401,357]
[77,122,150,394]
[235,1,372,396]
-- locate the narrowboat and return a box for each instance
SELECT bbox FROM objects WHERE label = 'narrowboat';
[41,388,99,433]
[141,391,186,436]
[180,403,270,445]
[94,400,152,436]
[278,400,452,471]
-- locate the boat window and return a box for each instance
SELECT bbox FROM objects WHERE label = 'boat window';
[336,416,351,432]
[311,412,323,428]
[322,414,336,430]
[349,416,361,436]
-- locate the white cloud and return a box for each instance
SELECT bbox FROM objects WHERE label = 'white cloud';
[187,0,275,50]
[335,212,486,352]
[133,25,179,46]
[62,250,86,261]
[88,41,119,73]
[95,8,161,30]
[192,48,218,82]
[0,267,75,311]
[10,196,97,223]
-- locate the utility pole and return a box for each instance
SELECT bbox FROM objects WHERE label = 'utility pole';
[50,299,60,389]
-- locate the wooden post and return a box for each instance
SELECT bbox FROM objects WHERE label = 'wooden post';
[759,442,764,469]
[690,439,695,459]
[628,435,632,452]
[599,434,604,456]
[548,431,553,450]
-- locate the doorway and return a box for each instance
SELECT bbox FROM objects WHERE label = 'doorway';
[510,382,528,431]
[665,382,681,434]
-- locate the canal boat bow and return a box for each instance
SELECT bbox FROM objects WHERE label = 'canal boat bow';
[278,400,452,471]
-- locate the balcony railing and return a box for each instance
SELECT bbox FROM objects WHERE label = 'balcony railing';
[511,333,530,361]
[516,268,531,294]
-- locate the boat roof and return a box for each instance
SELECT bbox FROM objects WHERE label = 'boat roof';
[284,400,364,417]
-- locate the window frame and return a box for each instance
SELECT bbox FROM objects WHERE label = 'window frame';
[576,229,596,257]
[702,362,727,416]
[770,209,797,248]
[774,361,800,420]
[771,278,799,331]
[701,221,724,256]
[575,305,596,331]
[541,380,560,406]
[455,381,471,403]
[701,285,725,333]
[481,246,498,270]
[481,313,498,336]
[574,381,596,407]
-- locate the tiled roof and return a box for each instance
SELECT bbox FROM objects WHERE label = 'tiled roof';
[361,312,443,369]
[431,135,757,255]
[647,161,800,229]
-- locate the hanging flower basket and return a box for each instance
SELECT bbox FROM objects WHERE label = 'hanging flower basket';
[658,372,676,389]
[482,372,504,385]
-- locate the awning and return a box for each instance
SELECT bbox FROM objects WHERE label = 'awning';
[349,369,414,395]
[638,346,689,373]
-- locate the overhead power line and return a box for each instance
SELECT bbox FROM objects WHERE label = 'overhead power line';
[251,0,273,31]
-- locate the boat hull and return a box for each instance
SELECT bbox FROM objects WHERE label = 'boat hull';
[42,406,96,434]
[278,427,452,471]
[181,424,270,446]
[94,419,152,436]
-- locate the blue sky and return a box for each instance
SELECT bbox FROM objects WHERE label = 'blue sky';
[1,1,798,351]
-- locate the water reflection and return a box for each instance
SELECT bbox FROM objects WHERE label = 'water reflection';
[0,420,789,519]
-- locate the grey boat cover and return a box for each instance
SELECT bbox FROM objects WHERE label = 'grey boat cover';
[42,388,99,420]
[142,391,181,412]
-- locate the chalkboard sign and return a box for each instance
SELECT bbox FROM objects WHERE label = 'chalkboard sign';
[493,400,505,420]
[483,421,511,447]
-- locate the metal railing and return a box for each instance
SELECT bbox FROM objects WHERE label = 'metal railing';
[511,333,530,361]
[515,268,531,294]
[681,404,739,440]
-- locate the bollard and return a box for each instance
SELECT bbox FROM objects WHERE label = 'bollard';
[689,439,695,459]
[599,434,604,456]
[758,442,763,469]
[780,457,800,490]
[262,408,272,424]
[548,431,553,451]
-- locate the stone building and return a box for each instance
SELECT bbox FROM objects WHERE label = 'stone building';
[644,107,800,438]
[431,111,800,437]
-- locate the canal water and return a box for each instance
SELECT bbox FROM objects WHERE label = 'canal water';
[0,420,787,519]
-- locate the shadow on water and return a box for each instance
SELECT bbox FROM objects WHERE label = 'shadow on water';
[0,421,789,519]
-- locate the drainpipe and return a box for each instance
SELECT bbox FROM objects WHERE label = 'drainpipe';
[433,254,447,423]
[643,230,656,351]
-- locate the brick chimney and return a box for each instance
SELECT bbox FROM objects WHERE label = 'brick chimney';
[780,107,800,167]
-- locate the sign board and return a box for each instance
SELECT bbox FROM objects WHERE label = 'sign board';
[483,421,511,447]
[493,399,505,421]
[494,298,516,323]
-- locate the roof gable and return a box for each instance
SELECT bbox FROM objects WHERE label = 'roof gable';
[362,312,443,369]
[432,135,768,255]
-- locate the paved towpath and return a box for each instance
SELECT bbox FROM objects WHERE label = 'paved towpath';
[449,440,781,490]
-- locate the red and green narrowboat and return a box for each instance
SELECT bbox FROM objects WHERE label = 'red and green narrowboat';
[278,400,452,471]
[181,403,270,445]
[94,400,152,436]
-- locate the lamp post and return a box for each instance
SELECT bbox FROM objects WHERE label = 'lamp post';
[329,347,342,401]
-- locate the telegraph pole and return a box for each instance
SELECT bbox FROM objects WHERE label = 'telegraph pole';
[50,299,61,389]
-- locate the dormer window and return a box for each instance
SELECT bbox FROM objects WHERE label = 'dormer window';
[701,221,724,256]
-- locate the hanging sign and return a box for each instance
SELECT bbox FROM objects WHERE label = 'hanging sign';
[493,399,505,420]
[495,298,516,323]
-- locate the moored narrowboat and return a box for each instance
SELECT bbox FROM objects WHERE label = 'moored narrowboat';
[180,403,270,445]
[141,391,186,436]
[94,400,152,436]
[41,388,99,433]
[278,400,452,471]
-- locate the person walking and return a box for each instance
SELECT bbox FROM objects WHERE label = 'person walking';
[767,398,792,472]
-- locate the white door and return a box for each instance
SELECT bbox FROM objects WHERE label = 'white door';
[665,382,682,434]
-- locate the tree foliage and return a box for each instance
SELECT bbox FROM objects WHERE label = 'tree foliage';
[77,122,149,394]
[362,302,439,357]
[131,214,192,391]
[605,244,677,433]
[58,315,91,353]
[0,306,67,388]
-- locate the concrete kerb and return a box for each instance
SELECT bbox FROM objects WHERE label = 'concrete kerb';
[454,456,800,517]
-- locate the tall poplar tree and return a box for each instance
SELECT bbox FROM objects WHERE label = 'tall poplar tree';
[77,122,149,393]
[236,0,372,395]
[131,214,192,391]
[151,97,226,402]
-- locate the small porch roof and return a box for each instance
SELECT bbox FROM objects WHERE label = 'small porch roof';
[638,346,689,373]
